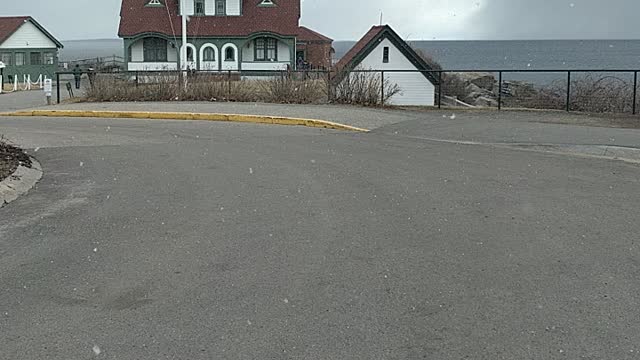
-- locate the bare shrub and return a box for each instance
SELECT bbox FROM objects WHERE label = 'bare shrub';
[259,73,327,104]
[180,73,239,101]
[86,72,179,101]
[333,70,401,106]
[505,75,635,113]
[85,71,328,104]
[571,75,633,113]
[442,74,469,100]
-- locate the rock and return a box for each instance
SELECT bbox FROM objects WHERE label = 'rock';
[474,96,499,107]
[503,81,536,97]
[455,72,496,91]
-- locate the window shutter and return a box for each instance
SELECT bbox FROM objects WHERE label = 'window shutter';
[226,0,240,15]
[184,0,195,15]
[204,0,215,15]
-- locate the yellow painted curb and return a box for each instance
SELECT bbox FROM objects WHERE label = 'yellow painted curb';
[1,110,369,132]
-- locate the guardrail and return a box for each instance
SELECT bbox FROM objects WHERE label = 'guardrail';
[54,68,640,115]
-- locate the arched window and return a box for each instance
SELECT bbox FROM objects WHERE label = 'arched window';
[225,47,235,61]
[186,47,195,62]
[203,47,216,61]
[143,38,168,62]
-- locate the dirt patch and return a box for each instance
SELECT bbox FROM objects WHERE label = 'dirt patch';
[0,140,31,182]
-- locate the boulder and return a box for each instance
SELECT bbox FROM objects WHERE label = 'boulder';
[455,72,496,91]
[474,96,499,107]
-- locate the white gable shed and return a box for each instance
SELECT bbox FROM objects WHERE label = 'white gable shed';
[334,25,438,106]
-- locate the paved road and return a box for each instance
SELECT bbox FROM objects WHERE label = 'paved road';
[1,115,640,359]
[29,101,640,147]
[0,79,84,111]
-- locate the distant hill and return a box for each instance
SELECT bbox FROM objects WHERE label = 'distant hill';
[333,41,357,60]
[59,39,124,62]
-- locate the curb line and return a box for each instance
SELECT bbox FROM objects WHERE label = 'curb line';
[1,110,370,133]
[0,156,43,208]
[411,135,640,164]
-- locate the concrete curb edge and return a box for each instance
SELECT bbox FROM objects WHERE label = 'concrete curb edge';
[0,156,43,208]
[1,110,370,133]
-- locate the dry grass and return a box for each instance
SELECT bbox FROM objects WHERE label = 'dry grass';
[504,75,637,113]
[85,72,329,104]
[1,83,43,92]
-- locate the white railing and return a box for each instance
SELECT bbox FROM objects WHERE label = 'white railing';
[128,62,178,71]
[241,62,289,71]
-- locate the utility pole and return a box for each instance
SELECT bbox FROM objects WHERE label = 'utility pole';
[181,0,188,89]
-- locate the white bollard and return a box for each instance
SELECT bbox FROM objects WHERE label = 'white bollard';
[43,79,52,105]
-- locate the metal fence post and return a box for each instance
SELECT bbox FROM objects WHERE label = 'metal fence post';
[633,71,638,115]
[498,71,503,110]
[438,71,443,109]
[327,70,332,103]
[228,70,232,97]
[566,71,571,112]
[381,71,385,106]
[56,72,60,104]
[135,71,139,87]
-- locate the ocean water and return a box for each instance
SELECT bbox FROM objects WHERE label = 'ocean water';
[336,39,640,85]
[59,39,124,62]
[61,39,640,85]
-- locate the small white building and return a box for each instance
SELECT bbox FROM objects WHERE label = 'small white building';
[0,16,63,83]
[334,25,437,106]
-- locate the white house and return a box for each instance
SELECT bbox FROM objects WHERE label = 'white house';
[334,25,437,106]
[0,16,63,84]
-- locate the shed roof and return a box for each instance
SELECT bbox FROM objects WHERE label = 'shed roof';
[333,25,437,85]
[0,16,63,48]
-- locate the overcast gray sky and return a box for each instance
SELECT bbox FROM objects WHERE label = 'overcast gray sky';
[2,0,639,41]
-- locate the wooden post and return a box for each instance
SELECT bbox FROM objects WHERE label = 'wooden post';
[566,71,572,112]
[633,71,638,115]
[498,71,503,110]
[56,72,61,104]
[438,71,443,109]
[381,71,385,106]
[326,69,332,103]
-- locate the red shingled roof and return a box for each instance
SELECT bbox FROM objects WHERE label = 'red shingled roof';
[332,25,437,85]
[297,26,332,43]
[334,25,385,72]
[118,0,301,38]
[0,16,63,48]
[0,16,30,44]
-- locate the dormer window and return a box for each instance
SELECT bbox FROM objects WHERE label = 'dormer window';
[259,0,276,6]
[216,0,226,15]
[146,0,163,6]
[195,0,205,15]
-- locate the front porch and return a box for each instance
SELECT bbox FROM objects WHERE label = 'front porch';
[124,34,295,72]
